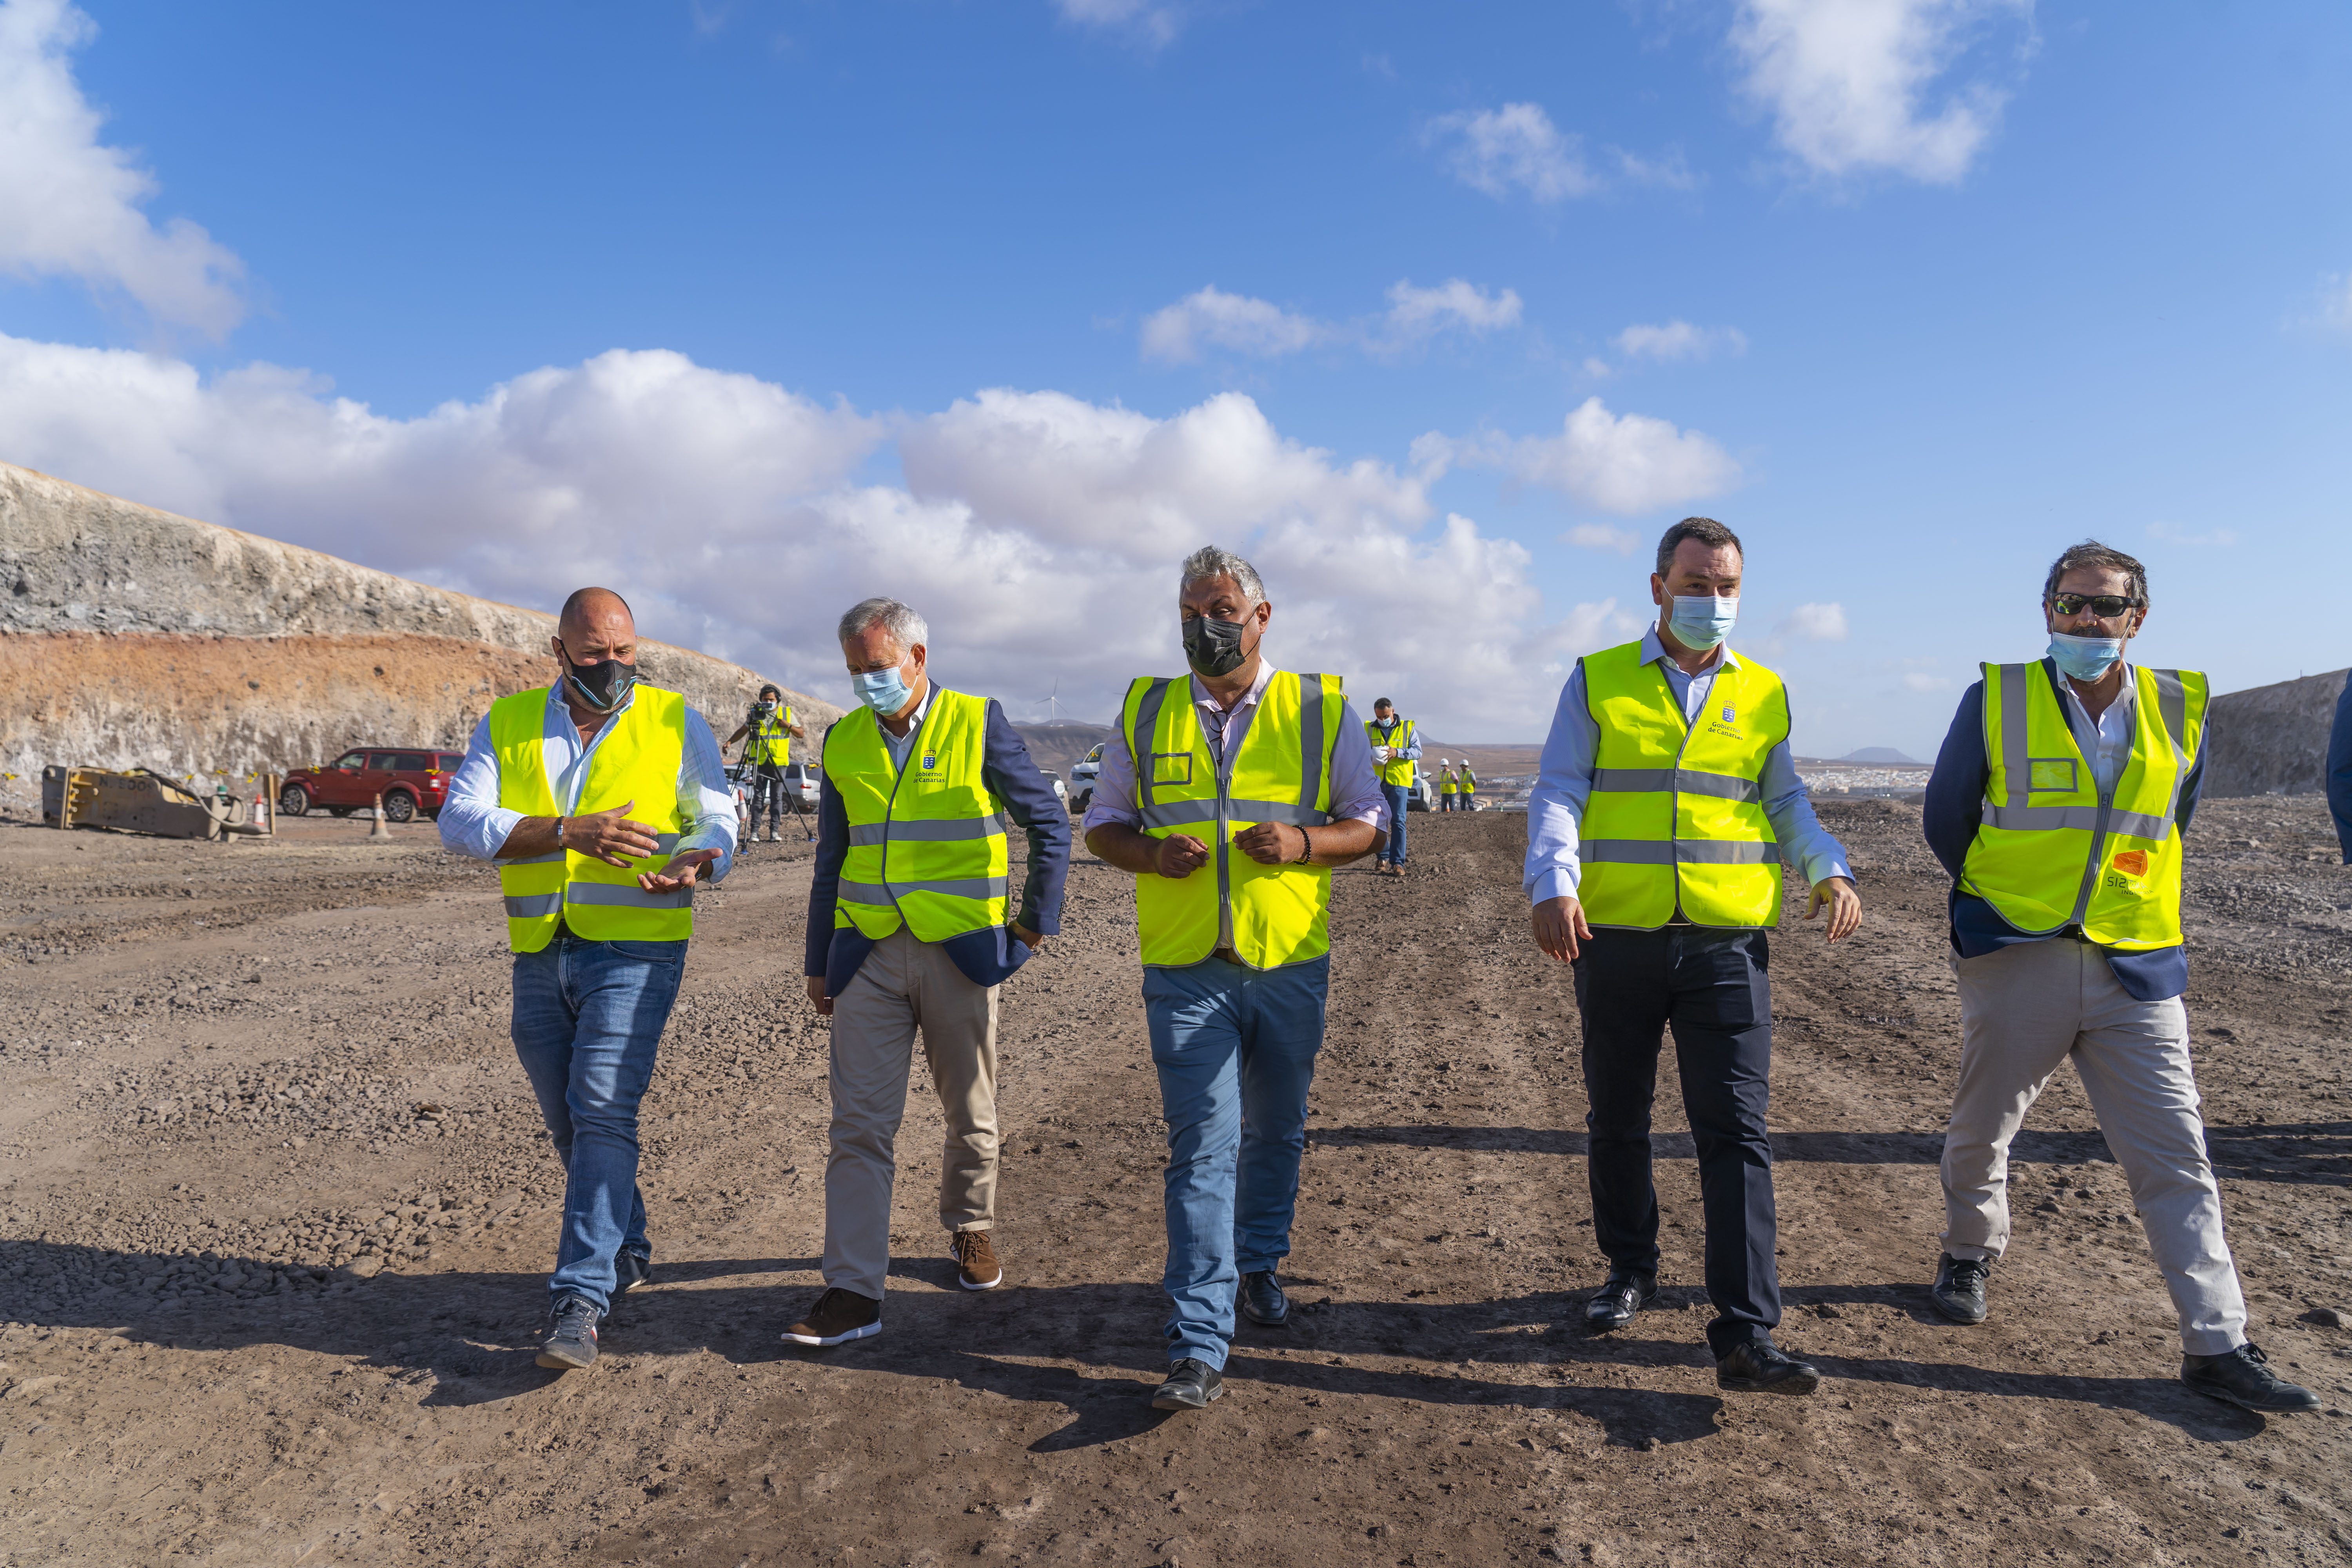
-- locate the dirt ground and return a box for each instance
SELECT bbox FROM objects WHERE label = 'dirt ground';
[2,798,2348,1567]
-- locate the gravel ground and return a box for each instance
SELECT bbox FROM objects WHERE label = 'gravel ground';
[0,799,2347,1566]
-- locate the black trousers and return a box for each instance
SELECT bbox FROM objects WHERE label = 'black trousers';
[1572,925,1779,1356]
[747,766,800,836]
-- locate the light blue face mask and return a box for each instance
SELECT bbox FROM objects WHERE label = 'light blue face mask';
[2047,631,2125,682]
[850,664,912,715]
[1668,593,1738,650]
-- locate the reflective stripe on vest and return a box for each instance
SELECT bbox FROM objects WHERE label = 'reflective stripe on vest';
[1958,661,2204,950]
[1122,670,1341,969]
[748,707,795,764]
[490,684,693,953]
[823,688,1009,942]
[1577,640,1789,929]
[1366,716,1417,787]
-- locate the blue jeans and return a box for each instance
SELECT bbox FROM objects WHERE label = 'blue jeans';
[511,931,686,1315]
[1143,953,1328,1369]
[1377,783,1409,865]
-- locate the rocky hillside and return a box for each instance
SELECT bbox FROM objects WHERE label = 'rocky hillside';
[0,461,838,807]
[2204,668,2348,799]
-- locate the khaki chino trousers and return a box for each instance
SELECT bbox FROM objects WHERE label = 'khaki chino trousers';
[1940,936,2249,1355]
[822,927,1000,1300]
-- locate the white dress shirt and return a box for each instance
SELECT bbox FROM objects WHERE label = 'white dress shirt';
[439,683,739,878]
[2056,663,2137,793]
[1522,626,1850,907]
[874,682,938,775]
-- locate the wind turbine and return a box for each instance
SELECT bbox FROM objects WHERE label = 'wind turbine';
[1034,679,1067,724]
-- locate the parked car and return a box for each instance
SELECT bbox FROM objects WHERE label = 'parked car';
[1069,743,1104,813]
[279,747,464,822]
[1405,775,1437,812]
[1040,769,1068,810]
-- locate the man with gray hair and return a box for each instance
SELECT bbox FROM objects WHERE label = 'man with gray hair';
[1085,546,1388,1411]
[782,597,1071,1348]
[1920,540,2316,1412]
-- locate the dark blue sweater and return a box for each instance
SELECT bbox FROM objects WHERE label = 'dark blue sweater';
[1923,662,2204,1002]
[803,695,1071,995]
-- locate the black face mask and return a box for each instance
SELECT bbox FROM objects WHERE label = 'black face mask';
[562,651,637,714]
[1182,613,1256,678]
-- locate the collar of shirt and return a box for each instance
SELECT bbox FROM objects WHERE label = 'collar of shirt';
[880,681,938,769]
[2054,660,2136,790]
[1639,622,1741,673]
[543,680,639,813]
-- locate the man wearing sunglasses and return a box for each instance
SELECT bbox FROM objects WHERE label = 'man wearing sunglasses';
[1921,541,2316,1413]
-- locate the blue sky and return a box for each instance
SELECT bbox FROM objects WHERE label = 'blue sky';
[4,0,2348,753]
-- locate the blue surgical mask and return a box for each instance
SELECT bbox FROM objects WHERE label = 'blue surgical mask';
[850,665,912,715]
[1668,594,1738,650]
[2047,632,2125,682]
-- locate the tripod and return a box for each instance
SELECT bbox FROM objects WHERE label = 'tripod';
[751,759,816,843]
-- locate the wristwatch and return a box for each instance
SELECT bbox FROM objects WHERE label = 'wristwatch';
[555,816,567,848]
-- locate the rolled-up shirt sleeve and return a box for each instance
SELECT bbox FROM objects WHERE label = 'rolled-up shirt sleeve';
[1326,700,1389,834]
[1080,726,1143,835]
[437,714,520,861]
[676,708,739,880]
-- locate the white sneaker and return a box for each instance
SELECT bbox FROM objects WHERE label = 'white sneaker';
[766,831,780,842]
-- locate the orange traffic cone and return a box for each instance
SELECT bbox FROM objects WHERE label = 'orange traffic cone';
[369,792,394,840]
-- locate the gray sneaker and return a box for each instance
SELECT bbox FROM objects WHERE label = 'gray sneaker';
[2182,1343,2321,1413]
[1930,1254,1990,1325]
[536,1294,600,1370]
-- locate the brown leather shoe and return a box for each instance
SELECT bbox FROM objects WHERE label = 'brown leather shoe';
[953,1229,1003,1290]
[781,1287,881,1347]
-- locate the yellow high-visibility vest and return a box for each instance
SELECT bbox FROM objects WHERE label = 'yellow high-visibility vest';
[1959,661,2205,950]
[824,687,1009,943]
[748,705,795,765]
[1121,670,1342,969]
[1577,640,1787,929]
[1440,770,1459,795]
[491,685,693,952]
[1459,765,1477,793]
[1366,716,1417,787]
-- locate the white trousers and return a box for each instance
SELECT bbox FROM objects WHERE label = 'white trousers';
[1939,936,2249,1355]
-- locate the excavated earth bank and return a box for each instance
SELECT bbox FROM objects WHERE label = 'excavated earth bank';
[0,461,837,801]
[0,804,2347,1566]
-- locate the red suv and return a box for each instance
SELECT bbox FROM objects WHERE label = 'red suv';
[279,748,465,822]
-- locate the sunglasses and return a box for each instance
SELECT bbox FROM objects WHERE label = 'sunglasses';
[2048,592,2141,619]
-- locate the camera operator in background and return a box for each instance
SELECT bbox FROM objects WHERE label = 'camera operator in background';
[725,684,808,843]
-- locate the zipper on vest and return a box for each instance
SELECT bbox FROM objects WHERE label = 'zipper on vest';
[880,719,910,918]
[2065,771,2115,931]
[1664,670,1697,924]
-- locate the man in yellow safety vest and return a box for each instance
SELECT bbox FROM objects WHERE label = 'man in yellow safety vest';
[782,598,1070,1349]
[724,682,807,843]
[1456,759,1478,808]
[1437,760,1459,811]
[437,587,738,1372]
[1921,540,2316,1413]
[1084,546,1388,1412]
[1365,697,1420,875]
[1525,517,1861,1397]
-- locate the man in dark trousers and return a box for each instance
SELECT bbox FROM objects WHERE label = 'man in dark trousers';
[1523,517,1860,1396]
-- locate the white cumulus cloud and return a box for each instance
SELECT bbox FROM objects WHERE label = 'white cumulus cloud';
[0,0,247,335]
[1427,103,1600,203]
[1563,523,1640,555]
[0,334,1636,737]
[1385,278,1524,338]
[1050,0,1178,47]
[1140,287,1327,363]
[1778,601,1850,641]
[1729,0,2033,184]
[1474,397,1744,515]
[1613,320,1749,362]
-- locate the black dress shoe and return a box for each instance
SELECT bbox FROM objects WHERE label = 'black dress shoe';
[2181,1343,2321,1413]
[1150,1358,1225,1410]
[1929,1254,1989,1325]
[1583,1269,1658,1330]
[1716,1339,1822,1396]
[1239,1270,1289,1327]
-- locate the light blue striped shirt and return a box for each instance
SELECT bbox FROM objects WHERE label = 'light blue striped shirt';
[438,683,739,879]
[1523,627,1849,907]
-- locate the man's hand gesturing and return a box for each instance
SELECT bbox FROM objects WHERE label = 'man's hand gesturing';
[566,800,662,866]
[1154,833,1210,880]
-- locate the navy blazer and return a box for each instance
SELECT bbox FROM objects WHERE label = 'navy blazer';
[1923,661,2205,1002]
[804,693,1072,996]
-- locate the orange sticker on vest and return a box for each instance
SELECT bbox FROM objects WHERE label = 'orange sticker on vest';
[2111,849,2148,876]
